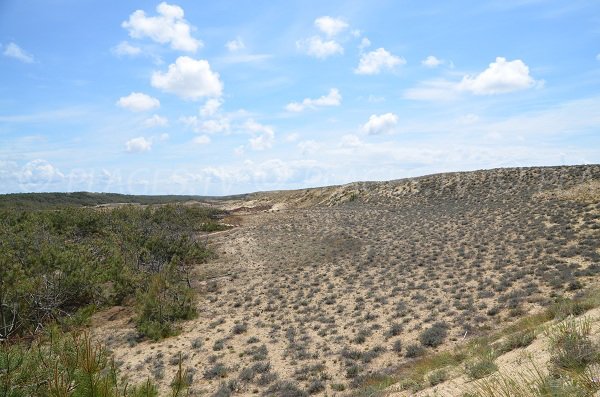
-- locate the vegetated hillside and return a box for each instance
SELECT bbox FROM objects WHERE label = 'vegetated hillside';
[86,165,600,396]
[1,165,598,396]
[0,191,249,210]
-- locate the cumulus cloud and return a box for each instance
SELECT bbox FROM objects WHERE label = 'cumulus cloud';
[143,114,168,127]
[225,38,245,52]
[458,57,538,95]
[18,160,64,186]
[245,119,275,150]
[200,98,223,117]
[151,56,223,100]
[296,36,343,59]
[3,42,34,63]
[112,41,142,56]
[116,92,160,112]
[362,113,399,135]
[314,16,348,37]
[421,55,443,68]
[285,88,342,112]
[125,136,152,152]
[355,48,405,75]
[122,2,201,52]
[405,57,540,101]
[192,135,211,145]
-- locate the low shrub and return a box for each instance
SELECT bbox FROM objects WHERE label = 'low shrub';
[419,322,448,348]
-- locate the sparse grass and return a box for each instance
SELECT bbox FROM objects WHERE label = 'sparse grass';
[351,290,600,395]
[465,351,498,380]
[546,316,598,373]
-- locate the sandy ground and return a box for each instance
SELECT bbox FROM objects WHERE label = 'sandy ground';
[90,166,600,396]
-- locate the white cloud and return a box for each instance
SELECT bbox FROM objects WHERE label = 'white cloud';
[151,56,223,100]
[355,48,405,75]
[340,134,364,148]
[403,80,461,101]
[405,57,540,101]
[201,118,230,134]
[422,55,443,68]
[200,98,223,117]
[298,140,320,155]
[18,160,64,186]
[116,92,160,112]
[169,159,323,193]
[122,2,201,52]
[192,135,211,145]
[3,42,34,63]
[159,133,170,141]
[296,36,343,59]
[125,136,152,152]
[358,37,371,51]
[367,94,385,103]
[226,38,245,52]
[112,41,142,56]
[143,114,168,127]
[245,119,275,150]
[458,57,538,95]
[285,88,342,112]
[314,16,349,37]
[181,115,230,134]
[362,113,399,135]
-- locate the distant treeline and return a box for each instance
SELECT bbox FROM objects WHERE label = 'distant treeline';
[0,191,249,210]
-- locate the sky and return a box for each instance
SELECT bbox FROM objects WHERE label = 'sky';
[1,0,599,195]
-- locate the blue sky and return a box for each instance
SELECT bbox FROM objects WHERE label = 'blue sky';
[1,0,599,195]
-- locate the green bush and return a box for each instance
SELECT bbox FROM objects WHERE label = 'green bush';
[0,204,222,342]
[135,265,197,340]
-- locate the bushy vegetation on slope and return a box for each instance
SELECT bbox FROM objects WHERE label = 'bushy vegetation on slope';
[0,204,225,341]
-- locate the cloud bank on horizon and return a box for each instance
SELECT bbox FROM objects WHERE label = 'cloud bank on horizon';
[1,0,599,195]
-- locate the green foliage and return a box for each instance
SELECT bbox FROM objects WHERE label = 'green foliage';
[136,266,197,340]
[0,204,223,341]
[0,328,158,397]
